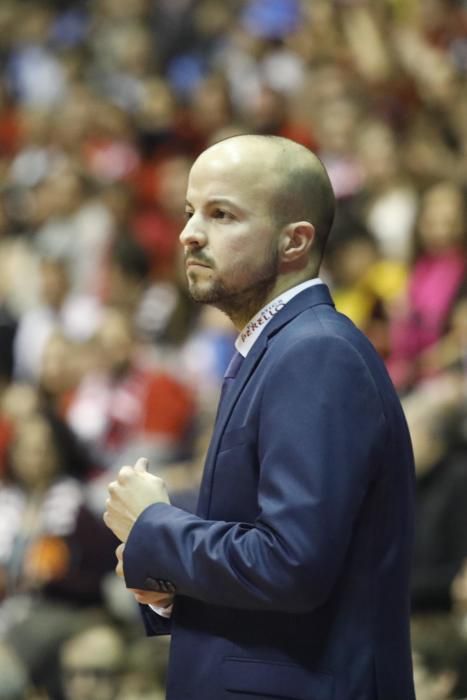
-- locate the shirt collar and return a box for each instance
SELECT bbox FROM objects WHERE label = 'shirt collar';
[235,278,324,357]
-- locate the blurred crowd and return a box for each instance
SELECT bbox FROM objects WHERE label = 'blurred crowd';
[0,0,466,697]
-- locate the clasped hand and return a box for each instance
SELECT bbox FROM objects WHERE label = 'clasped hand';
[103,457,170,543]
[115,542,174,608]
[104,457,173,608]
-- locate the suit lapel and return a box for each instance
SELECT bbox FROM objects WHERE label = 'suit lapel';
[197,339,267,517]
[197,284,335,517]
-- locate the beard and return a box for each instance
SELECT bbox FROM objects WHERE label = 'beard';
[186,248,280,323]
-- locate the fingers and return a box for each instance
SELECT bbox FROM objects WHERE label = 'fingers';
[103,507,131,542]
[104,456,164,542]
[116,458,149,485]
[134,457,149,473]
[107,481,119,499]
[112,459,149,496]
[115,543,125,577]
[129,589,174,607]
[117,466,134,485]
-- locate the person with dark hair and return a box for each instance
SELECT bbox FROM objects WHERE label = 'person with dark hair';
[111,235,152,285]
[105,234,152,316]
[325,215,407,358]
[387,181,466,391]
[0,409,116,697]
[60,623,126,700]
[104,134,415,700]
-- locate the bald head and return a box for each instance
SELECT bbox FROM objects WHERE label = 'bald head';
[197,134,335,268]
[182,134,334,327]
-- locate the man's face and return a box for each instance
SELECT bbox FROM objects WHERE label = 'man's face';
[180,141,281,320]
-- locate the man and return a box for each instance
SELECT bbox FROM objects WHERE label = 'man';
[104,135,415,699]
[60,624,126,700]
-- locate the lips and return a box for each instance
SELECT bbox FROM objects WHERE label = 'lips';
[186,259,211,269]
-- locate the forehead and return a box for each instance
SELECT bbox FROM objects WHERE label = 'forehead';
[187,141,279,210]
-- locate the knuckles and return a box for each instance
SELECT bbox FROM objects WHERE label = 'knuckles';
[108,481,118,495]
[118,466,134,483]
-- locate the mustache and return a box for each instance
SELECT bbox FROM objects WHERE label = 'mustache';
[184,253,214,267]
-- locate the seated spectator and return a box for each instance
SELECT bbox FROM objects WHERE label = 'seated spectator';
[244,84,316,150]
[60,623,126,700]
[388,182,466,390]
[0,410,115,604]
[418,291,467,379]
[103,232,194,347]
[403,374,467,612]
[131,154,191,281]
[0,383,40,478]
[60,622,168,700]
[355,119,418,262]
[325,218,407,358]
[120,635,168,700]
[66,307,195,471]
[36,332,82,418]
[314,95,363,199]
[104,235,152,317]
[13,255,102,382]
[34,167,114,296]
[0,409,116,696]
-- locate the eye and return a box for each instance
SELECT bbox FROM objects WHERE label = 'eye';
[184,210,194,221]
[212,209,233,221]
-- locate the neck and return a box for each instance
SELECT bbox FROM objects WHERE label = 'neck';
[227,271,316,331]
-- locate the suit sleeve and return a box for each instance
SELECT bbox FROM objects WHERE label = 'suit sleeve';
[124,335,387,612]
[139,605,172,636]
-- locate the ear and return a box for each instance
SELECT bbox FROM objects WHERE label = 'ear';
[280,222,315,264]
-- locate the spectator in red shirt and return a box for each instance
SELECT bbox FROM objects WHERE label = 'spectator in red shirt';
[66,307,195,471]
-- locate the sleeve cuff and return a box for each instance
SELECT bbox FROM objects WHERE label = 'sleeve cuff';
[148,603,173,619]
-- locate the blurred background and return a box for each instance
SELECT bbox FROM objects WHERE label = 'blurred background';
[0,0,466,698]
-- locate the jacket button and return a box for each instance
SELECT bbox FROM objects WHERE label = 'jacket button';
[144,577,162,591]
[162,580,176,593]
[143,577,176,593]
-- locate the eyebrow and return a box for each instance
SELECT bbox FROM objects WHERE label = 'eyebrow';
[185,197,247,212]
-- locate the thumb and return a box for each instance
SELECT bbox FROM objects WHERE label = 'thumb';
[134,457,149,473]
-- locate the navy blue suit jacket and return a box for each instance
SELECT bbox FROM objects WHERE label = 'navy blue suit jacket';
[124,284,416,700]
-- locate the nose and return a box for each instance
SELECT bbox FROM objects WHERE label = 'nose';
[179,215,207,249]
